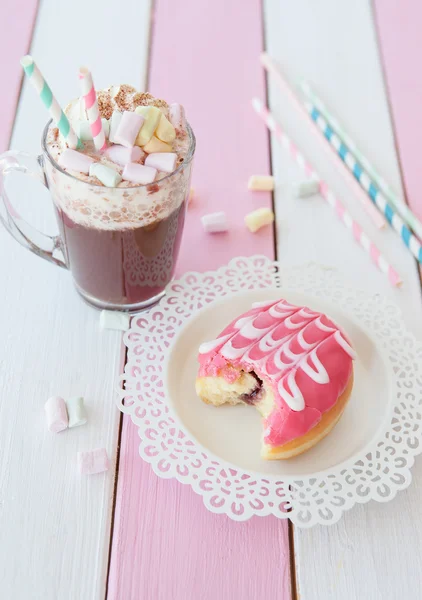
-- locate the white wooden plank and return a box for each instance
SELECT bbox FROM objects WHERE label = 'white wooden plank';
[0,1,151,598]
[264,1,422,599]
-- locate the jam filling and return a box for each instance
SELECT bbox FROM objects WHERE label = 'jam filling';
[240,371,264,405]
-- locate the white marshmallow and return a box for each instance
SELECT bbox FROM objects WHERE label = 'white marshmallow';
[244,207,274,233]
[145,152,177,173]
[89,163,122,187]
[248,175,274,191]
[77,448,109,475]
[201,211,228,233]
[58,149,94,174]
[105,145,144,166]
[109,110,123,143]
[45,396,68,433]
[100,310,130,331]
[293,180,320,198]
[169,103,186,131]
[122,163,157,185]
[66,396,87,428]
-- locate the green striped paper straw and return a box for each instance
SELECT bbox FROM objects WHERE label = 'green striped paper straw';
[300,80,422,241]
[20,55,81,149]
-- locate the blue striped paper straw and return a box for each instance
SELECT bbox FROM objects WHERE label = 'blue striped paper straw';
[304,101,422,264]
[21,55,81,149]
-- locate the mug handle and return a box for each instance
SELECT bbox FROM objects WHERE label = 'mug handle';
[0,150,67,268]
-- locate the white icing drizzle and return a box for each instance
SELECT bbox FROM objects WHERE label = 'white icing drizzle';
[300,347,330,384]
[334,330,357,359]
[278,370,305,411]
[198,333,233,354]
[234,315,253,329]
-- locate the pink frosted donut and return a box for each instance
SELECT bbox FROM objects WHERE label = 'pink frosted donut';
[195,297,355,459]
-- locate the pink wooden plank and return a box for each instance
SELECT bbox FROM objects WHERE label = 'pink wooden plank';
[108,1,291,599]
[373,0,422,220]
[0,0,39,151]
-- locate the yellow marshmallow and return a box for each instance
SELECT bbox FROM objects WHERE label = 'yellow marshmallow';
[248,175,275,191]
[134,106,162,146]
[244,208,274,233]
[155,113,176,143]
[143,136,173,153]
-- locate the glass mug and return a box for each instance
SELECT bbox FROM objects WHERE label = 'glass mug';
[0,120,195,312]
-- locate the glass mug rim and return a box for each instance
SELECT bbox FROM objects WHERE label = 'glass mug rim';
[41,118,196,187]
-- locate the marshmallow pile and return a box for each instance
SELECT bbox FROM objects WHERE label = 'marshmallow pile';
[58,102,186,188]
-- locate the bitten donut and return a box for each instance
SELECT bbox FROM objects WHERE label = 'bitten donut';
[195,298,355,459]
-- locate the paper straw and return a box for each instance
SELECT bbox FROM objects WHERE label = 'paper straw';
[260,53,386,230]
[78,67,107,151]
[304,100,422,265]
[300,80,422,241]
[20,55,80,149]
[252,97,401,287]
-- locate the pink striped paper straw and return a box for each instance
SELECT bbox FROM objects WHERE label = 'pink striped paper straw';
[260,53,386,230]
[78,67,107,151]
[252,97,401,287]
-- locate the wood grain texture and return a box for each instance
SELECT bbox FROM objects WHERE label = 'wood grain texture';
[373,0,422,219]
[264,1,422,598]
[0,1,151,598]
[108,2,291,599]
[0,0,38,151]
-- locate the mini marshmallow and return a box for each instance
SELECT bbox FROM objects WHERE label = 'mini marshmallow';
[145,152,177,173]
[77,448,109,475]
[66,396,87,428]
[169,103,186,131]
[155,113,176,143]
[58,149,94,174]
[89,163,122,187]
[245,207,275,233]
[78,119,110,142]
[45,396,68,433]
[293,180,320,198]
[114,111,144,148]
[100,310,130,331]
[248,175,275,191]
[106,144,144,166]
[122,163,157,185]
[109,110,123,143]
[201,211,228,233]
[143,136,173,154]
[134,106,162,146]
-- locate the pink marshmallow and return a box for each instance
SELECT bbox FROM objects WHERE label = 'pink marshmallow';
[169,103,186,131]
[77,448,110,475]
[58,149,94,174]
[45,396,68,433]
[122,163,157,185]
[201,211,228,233]
[144,152,177,173]
[114,111,144,148]
[105,144,144,166]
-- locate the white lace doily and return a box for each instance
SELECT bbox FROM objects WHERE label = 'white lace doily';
[116,256,422,526]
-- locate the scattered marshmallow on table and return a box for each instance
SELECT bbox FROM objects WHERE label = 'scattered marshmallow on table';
[201,211,228,233]
[109,110,123,143]
[122,163,157,185]
[155,114,176,143]
[100,310,130,331]
[77,448,109,475]
[248,175,275,191]
[66,396,87,428]
[58,149,94,174]
[114,111,144,148]
[45,396,68,433]
[143,136,173,154]
[78,118,110,142]
[245,207,275,233]
[293,180,320,198]
[145,152,177,173]
[89,163,122,187]
[134,106,162,146]
[106,144,144,166]
[169,103,186,131]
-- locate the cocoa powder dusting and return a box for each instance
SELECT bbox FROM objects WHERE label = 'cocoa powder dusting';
[97,91,114,120]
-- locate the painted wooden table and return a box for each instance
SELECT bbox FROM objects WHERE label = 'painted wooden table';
[1,1,421,598]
